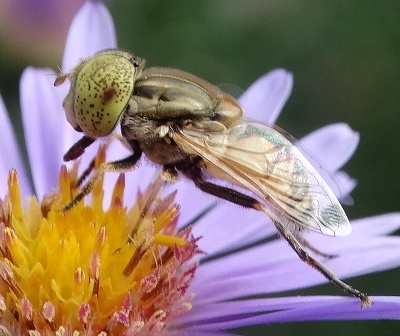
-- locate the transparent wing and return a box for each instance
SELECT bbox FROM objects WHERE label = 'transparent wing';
[172,122,351,236]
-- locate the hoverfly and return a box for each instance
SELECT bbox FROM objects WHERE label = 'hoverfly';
[55,49,371,307]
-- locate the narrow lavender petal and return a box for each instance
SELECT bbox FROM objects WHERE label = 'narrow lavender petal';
[196,239,293,282]
[191,237,400,304]
[256,296,400,323]
[191,204,277,255]
[0,96,32,197]
[332,171,356,203]
[193,244,397,303]
[238,69,293,124]
[298,123,359,172]
[196,213,400,282]
[20,68,68,199]
[176,296,400,330]
[313,237,400,275]
[62,0,117,72]
[19,67,94,200]
[295,123,359,200]
[17,1,120,203]
[190,214,400,303]
[177,296,327,328]
[56,0,136,206]
[167,178,217,226]
[191,242,310,303]
[308,212,400,242]
[350,213,400,237]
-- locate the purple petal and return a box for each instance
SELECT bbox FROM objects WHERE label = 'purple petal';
[20,67,97,199]
[62,0,117,72]
[296,123,359,199]
[20,67,71,199]
[309,212,400,244]
[190,239,395,303]
[351,213,400,237]
[190,213,400,303]
[19,0,119,202]
[191,241,312,303]
[259,296,400,323]
[20,66,112,201]
[0,96,32,197]
[238,69,293,124]
[165,178,216,226]
[299,123,359,172]
[176,296,400,330]
[191,204,276,255]
[332,171,356,203]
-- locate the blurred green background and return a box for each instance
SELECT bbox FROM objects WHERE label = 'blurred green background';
[0,0,399,335]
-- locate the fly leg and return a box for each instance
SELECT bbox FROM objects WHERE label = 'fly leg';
[265,209,372,308]
[171,157,258,208]
[68,134,130,188]
[64,135,95,161]
[181,162,372,308]
[63,135,97,190]
[75,158,96,188]
[61,140,143,211]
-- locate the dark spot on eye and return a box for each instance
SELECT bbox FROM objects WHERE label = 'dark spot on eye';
[89,104,95,108]
[102,88,117,105]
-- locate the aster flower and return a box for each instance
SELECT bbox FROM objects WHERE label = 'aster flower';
[1,1,400,334]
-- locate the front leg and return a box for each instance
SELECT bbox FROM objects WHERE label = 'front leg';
[64,135,95,161]
[61,139,143,211]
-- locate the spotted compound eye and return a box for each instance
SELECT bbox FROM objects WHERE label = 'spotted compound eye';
[73,53,136,137]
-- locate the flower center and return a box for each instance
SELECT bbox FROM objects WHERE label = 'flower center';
[0,149,199,335]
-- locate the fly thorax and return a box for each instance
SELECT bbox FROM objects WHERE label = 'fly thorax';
[120,111,158,141]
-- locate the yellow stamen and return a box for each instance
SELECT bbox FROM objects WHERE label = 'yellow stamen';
[154,234,187,248]
[59,166,72,206]
[111,174,125,205]
[0,155,199,335]
[8,169,22,219]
